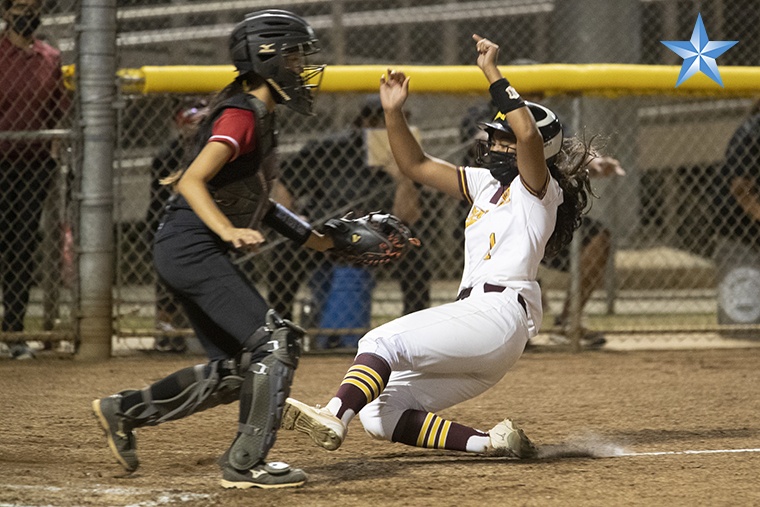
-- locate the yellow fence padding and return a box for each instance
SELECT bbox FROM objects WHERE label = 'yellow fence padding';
[62,64,760,97]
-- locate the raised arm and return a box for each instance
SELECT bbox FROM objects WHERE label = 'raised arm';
[379,70,462,199]
[473,34,549,195]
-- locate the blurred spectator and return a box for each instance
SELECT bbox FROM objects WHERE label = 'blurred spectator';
[0,0,70,359]
[717,99,760,246]
[458,92,624,349]
[714,98,760,325]
[267,96,430,347]
[146,100,209,353]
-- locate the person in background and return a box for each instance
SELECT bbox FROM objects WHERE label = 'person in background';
[0,0,70,359]
[713,98,760,324]
[717,98,760,246]
[268,96,429,346]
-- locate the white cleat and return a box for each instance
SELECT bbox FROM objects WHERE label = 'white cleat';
[281,398,346,451]
[488,419,538,459]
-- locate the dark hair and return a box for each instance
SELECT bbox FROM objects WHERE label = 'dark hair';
[202,71,263,117]
[544,136,596,257]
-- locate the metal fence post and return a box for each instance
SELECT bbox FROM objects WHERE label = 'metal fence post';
[75,0,118,360]
[568,97,583,352]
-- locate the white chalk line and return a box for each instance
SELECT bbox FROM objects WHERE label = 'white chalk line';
[616,447,760,457]
[0,484,213,507]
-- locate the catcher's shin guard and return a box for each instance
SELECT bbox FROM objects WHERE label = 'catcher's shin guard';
[226,310,304,471]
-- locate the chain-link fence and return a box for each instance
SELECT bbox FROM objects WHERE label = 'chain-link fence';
[2,0,759,357]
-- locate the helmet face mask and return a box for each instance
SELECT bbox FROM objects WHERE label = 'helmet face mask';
[230,10,324,115]
[474,137,516,167]
[472,134,517,184]
[475,141,514,161]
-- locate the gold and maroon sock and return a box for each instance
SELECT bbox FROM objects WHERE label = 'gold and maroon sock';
[391,409,489,452]
[326,353,391,425]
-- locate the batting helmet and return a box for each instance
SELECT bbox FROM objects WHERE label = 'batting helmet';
[480,102,563,162]
[229,9,324,115]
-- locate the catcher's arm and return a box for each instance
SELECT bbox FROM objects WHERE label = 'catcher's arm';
[177,141,265,250]
[261,199,335,252]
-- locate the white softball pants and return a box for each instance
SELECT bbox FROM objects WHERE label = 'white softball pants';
[356,287,530,441]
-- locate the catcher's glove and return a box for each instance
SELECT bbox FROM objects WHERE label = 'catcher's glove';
[323,212,421,267]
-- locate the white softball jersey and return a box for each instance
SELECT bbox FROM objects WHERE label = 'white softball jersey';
[458,165,563,337]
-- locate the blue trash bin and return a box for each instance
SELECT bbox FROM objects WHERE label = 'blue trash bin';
[315,266,374,348]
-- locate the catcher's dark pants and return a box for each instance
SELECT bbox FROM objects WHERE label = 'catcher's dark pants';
[0,157,56,333]
[153,207,269,361]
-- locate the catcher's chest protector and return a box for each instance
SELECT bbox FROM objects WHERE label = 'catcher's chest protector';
[203,93,278,229]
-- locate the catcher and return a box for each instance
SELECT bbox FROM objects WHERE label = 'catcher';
[90,9,415,490]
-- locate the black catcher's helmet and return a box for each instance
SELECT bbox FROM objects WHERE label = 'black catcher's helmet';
[229,9,324,115]
[477,102,563,163]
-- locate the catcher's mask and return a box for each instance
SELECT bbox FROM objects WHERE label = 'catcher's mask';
[229,9,324,115]
[476,102,563,167]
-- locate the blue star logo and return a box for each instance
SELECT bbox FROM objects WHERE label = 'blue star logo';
[661,13,738,87]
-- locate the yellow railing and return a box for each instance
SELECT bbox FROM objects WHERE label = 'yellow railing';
[62,64,760,97]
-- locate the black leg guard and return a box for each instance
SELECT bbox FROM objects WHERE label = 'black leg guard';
[226,310,304,471]
[117,316,295,429]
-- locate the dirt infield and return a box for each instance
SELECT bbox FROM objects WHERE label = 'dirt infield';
[1,347,759,507]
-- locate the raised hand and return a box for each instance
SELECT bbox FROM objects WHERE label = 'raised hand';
[472,34,504,84]
[473,34,500,71]
[379,68,411,112]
